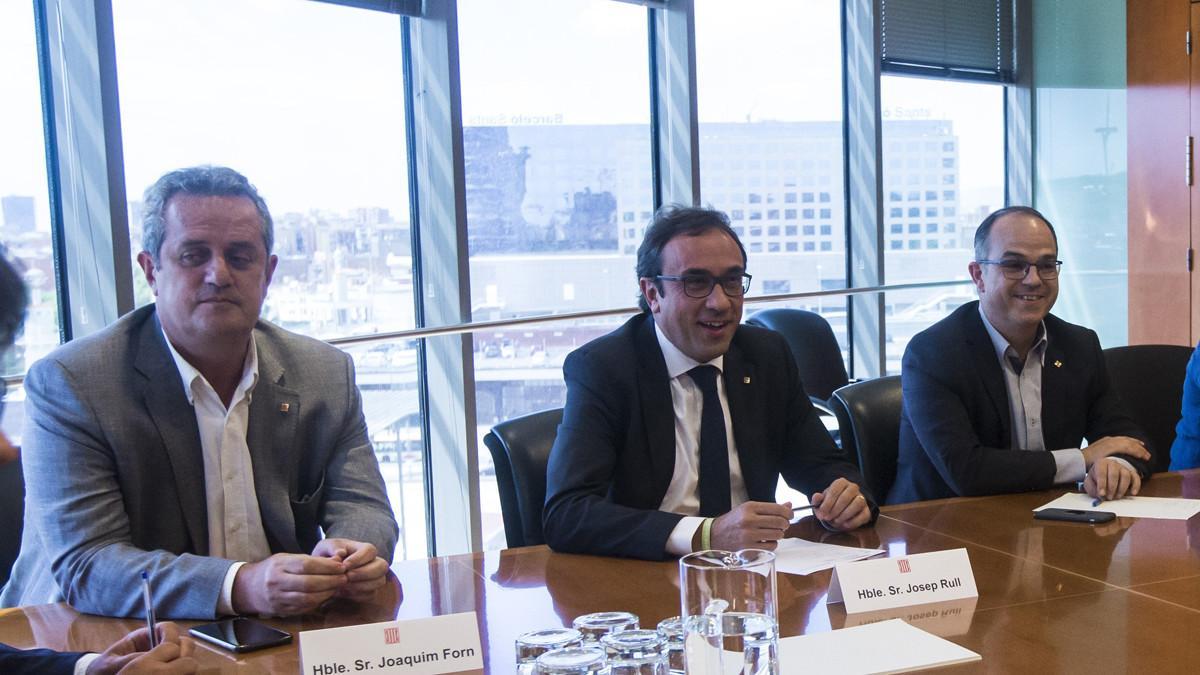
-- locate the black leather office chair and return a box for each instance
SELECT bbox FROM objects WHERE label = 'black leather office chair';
[830,376,902,502]
[746,308,849,403]
[483,408,563,548]
[1103,344,1193,473]
[0,457,23,587]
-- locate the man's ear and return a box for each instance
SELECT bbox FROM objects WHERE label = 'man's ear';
[136,251,158,296]
[638,277,662,313]
[968,261,985,294]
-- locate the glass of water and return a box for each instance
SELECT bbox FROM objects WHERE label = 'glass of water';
[572,611,639,643]
[534,645,609,674]
[679,549,779,675]
[517,628,585,674]
[655,617,685,674]
[601,629,668,675]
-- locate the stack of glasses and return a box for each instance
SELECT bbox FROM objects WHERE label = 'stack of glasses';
[516,611,686,674]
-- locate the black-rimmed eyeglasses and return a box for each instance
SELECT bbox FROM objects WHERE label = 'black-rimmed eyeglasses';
[976,259,1063,281]
[655,273,752,298]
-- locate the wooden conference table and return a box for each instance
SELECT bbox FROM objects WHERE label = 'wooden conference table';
[3,471,1200,673]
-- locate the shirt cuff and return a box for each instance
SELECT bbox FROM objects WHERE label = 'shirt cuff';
[1051,449,1086,484]
[666,516,706,556]
[219,561,246,616]
[74,653,100,675]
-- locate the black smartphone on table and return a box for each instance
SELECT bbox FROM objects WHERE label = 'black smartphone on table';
[189,618,293,652]
[1034,508,1116,524]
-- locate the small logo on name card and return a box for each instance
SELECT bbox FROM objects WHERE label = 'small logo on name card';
[897,559,912,574]
[384,627,400,645]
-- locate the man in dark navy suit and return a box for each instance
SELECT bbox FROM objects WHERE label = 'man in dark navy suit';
[890,206,1152,504]
[544,206,874,560]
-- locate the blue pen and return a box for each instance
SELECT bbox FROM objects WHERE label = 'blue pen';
[141,571,157,648]
[1091,497,1103,508]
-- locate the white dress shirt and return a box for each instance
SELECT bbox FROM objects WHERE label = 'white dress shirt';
[163,331,271,615]
[654,323,749,555]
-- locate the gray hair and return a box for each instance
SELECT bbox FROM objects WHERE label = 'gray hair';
[141,165,273,264]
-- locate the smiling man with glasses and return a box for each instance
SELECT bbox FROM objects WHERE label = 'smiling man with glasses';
[544,205,874,560]
[890,206,1152,504]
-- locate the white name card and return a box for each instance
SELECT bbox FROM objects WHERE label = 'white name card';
[299,612,483,675]
[827,548,977,614]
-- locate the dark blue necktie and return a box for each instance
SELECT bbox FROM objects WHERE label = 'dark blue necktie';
[689,365,731,517]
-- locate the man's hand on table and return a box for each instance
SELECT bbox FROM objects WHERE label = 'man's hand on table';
[707,501,793,551]
[88,622,197,675]
[1084,456,1142,501]
[313,538,390,601]
[811,478,872,531]
[231,553,347,616]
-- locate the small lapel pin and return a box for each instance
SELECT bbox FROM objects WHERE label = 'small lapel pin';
[743,376,751,384]
[1053,360,1063,368]
[279,403,290,413]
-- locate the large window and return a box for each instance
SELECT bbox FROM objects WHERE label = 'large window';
[112,0,426,559]
[458,0,653,549]
[20,1,1032,557]
[0,2,63,440]
[880,76,1004,372]
[695,0,849,353]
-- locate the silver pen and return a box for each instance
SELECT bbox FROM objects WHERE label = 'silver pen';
[141,570,158,648]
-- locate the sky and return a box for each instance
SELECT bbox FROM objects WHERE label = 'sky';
[3,0,1007,225]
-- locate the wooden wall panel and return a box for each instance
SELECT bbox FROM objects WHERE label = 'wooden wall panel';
[1127,0,1192,345]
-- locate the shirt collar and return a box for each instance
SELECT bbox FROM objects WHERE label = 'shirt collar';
[653,320,725,379]
[978,303,1048,368]
[161,327,260,406]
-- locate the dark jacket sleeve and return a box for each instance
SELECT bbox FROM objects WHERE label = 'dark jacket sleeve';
[0,644,85,675]
[542,348,684,560]
[900,331,1057,497]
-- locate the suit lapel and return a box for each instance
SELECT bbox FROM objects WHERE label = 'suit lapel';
[963,305,1012,447]
[635,316,678,502]
[134,314,208,554]
[723,340,765,498]
[1040,327,1067,447]
[247,332,302,553]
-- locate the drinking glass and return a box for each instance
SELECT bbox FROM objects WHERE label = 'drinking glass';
[679,549,779,675]
[572,611,639,643]
[534,645,609,674]
[655,617,685,674]
[517,628,585,674]
[601,629,668,675]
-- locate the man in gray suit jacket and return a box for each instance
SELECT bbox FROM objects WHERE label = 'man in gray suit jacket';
[0,166,398,619]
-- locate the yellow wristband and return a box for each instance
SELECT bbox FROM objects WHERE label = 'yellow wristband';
[700,518,714,551]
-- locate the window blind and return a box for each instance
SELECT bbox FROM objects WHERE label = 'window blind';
[881,0,1015,82]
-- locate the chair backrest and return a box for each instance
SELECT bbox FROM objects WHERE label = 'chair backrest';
[0,457,23,587]
[830,376,902,502]
[482,407,563,548]
[1103,344,1194,473]
[745,308,848,401]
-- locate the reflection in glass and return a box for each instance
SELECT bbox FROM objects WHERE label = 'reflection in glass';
[0,3,63,444]
[880,77,1004,373]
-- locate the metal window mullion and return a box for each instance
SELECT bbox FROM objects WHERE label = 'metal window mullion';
[650,0,699,207]
[1006,0,1033,207]
[40,0,134,340]
[405,0,480,556]
[844,0,885,379]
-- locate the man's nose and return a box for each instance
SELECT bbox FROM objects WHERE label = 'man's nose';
[204,256,232,285]
[706,283,734,309]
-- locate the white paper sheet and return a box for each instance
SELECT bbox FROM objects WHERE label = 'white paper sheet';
[773,538,884,576]
[775,619,980,674]
[1033,492,1200,520]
